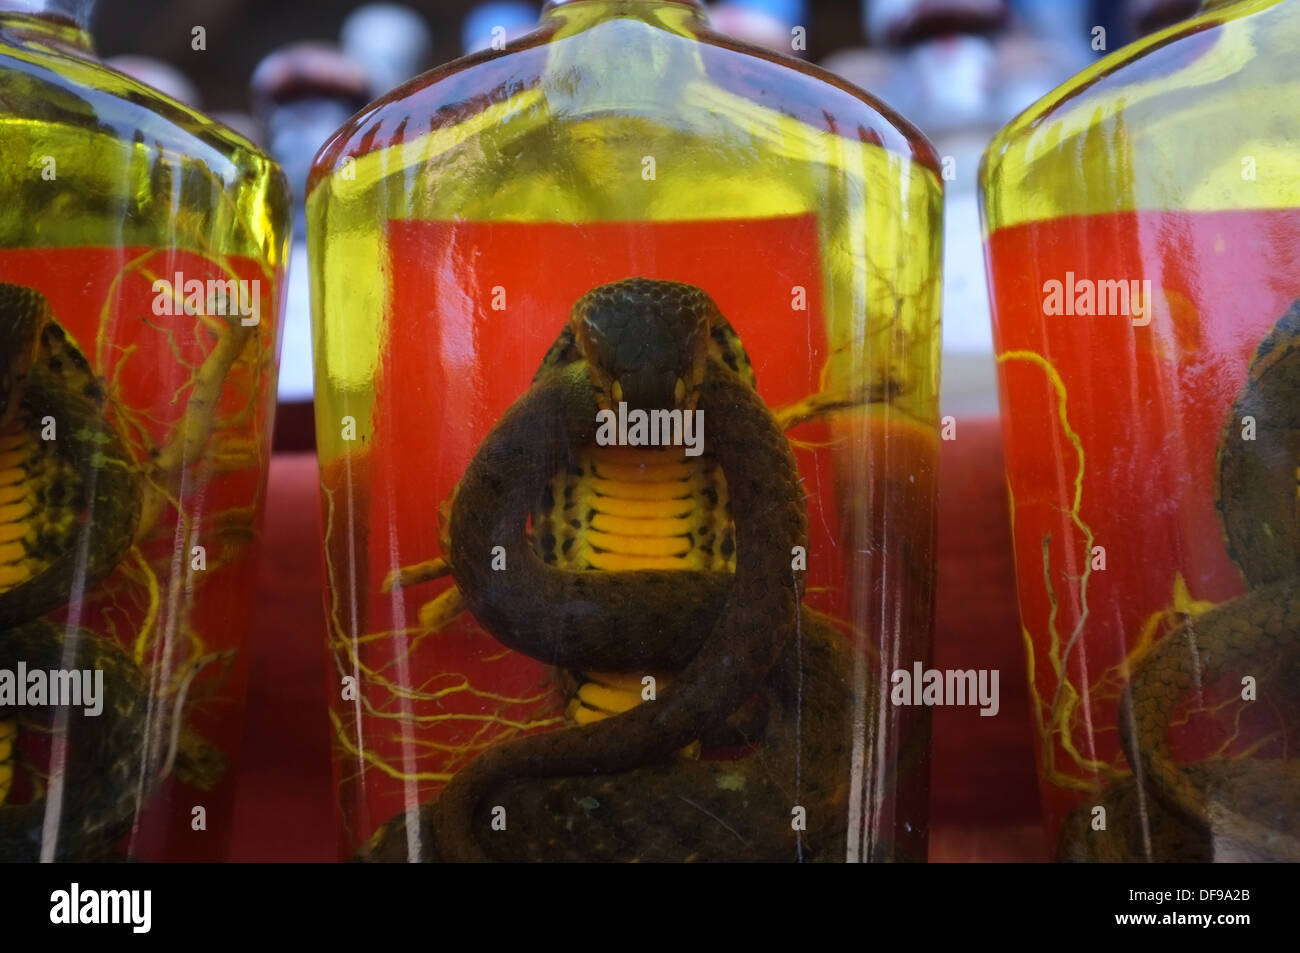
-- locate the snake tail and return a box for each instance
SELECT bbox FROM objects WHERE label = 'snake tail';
[1120,578,1300,860]
[1119,298,1300,861]
[0,621,151,861]
[362,611,861,862]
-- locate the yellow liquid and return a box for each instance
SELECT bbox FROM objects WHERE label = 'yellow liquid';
[981,0,1300,231]
[0,15,285,255]
[310,0,942,862]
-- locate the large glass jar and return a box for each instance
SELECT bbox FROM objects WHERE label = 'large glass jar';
[309,0,942,862]
[0,0,289,860]
[981,0,1300,861]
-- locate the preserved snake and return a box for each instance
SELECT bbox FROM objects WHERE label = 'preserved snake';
[1060,301,1300,861]
[0,282,150,861]
[361,278,862,862]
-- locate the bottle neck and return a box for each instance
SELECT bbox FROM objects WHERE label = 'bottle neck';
[0,0,95,55]
[543,0,705,13]
[540,0,707,34]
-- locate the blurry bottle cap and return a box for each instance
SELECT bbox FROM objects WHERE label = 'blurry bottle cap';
[989,32,1067,121]
[907,32,997,131]
[104,54,201,108]
[250,43,371,116]
[867,0,1008,46]
[340,3,433,95]
[462,2,539,54]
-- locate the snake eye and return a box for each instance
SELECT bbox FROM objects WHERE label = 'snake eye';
[612,380,624,403]
[674,377,685,404]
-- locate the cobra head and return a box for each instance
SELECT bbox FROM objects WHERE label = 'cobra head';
[0,283,50,429]
[570,277,715,414]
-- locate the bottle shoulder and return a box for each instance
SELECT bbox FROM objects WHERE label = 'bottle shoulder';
[980,0,1299,229]
[0,39,277,182]
[0,37,289,254]
[309,14,940,197]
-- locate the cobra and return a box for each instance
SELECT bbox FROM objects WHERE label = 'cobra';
[1060,300,1300,861]
[0,281,228,861]
[361,277,864,862]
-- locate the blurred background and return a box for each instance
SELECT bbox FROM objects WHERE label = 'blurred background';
[91,0,1206,443]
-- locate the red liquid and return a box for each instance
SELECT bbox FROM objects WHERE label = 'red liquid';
[0,247,281,861]
[321,215,937,858]
[987,208,1300,839]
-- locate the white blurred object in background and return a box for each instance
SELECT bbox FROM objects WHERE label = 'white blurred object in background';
[906,33,998,133]
[252,44,371,403]
[819,44,914,116]
[993,0,1092,118]
[709,0,806,54]
[990,30,1066,122]
[341,2,433,97]
[1007,0,1090,64]
[461,2,538,55]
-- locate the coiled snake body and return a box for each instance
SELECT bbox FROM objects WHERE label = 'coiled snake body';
[1061,301,1300,861]
[0,282,149,861]
[362,278,860,862]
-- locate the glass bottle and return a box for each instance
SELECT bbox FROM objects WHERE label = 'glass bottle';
[309,0,942,862]
[981,0,1300,860]
[0,0,290,860]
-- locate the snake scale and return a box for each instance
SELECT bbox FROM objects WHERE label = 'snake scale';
[0,281,151,861]
[362,278,862,862]
[1060,300,1300,861]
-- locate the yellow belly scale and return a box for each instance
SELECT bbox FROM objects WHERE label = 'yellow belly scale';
[531,443,736,728]
[0,423,40,806]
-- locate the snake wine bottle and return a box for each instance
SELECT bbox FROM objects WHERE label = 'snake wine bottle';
[0,0,290,860]
[981,0,1300,861]
[309,0,942,862]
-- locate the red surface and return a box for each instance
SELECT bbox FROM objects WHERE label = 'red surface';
[232,416,1045,861]
[929,417,1045,861]
[230,452,335,862]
